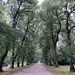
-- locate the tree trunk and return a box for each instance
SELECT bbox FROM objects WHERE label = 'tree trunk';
[17,57,20,67]
[49,60,53,66]
[67,32,75,72]
[11,39,15,69]
[21,56,24,66]
[69,53,75,71]
[11,59,15,69]
[54,46,58,67]
[0,45,9,72]
[0,60,3,72]
[45,57,48,65]
[70,57,75,72]
[11,49,15,68]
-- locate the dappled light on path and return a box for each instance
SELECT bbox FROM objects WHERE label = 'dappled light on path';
[13,63,54,75]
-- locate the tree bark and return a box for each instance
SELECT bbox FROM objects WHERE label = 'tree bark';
[65,3,75,71]
[54,46,58,67]
[11,58,15,69]
[49,60,53,66]
[67,31,75,72]
[70,56,75,72]
[11,39,15,69]
[21,55,24,66]
[68,36,75,71]
[0,44,9,72]
[17,57,20,67]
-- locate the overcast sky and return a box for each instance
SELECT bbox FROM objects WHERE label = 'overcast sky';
[38,0,44,5]
[3,0,44,5]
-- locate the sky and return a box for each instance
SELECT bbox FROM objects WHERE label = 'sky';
[3,0,44,5]
[38,0,44,5]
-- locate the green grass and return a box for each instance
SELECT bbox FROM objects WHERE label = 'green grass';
[0,65,32,75]
[45,65,75,75]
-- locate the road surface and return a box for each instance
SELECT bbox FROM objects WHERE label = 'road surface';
[13,63,54,75]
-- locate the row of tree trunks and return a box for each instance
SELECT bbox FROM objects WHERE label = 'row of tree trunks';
[11,0,23,69]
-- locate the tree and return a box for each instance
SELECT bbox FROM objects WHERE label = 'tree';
[62,1,75,71]
[5,0,37,68]
[0,0,37,71]
[39,1,63,67]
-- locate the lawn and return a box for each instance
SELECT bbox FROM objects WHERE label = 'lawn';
[0,65,32,75]
[45,65,75,75]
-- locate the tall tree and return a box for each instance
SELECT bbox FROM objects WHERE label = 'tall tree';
[6,0,37,68]
[63,1,75,71]
[39,1,63,67]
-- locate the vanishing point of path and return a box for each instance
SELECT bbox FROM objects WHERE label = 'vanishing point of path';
[13,63,54,75]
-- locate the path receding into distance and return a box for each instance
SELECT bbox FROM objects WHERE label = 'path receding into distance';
[13,63,54,75]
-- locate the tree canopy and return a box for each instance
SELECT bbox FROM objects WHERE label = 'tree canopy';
[0,0,75,72]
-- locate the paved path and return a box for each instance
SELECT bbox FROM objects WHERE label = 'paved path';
[13,63,54,75]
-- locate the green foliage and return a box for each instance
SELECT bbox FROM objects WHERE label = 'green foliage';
[1,0,75,72]
[0,0,38,71]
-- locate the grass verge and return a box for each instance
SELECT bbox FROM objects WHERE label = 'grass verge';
[45,65,75,75]
[0,64,32,75]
